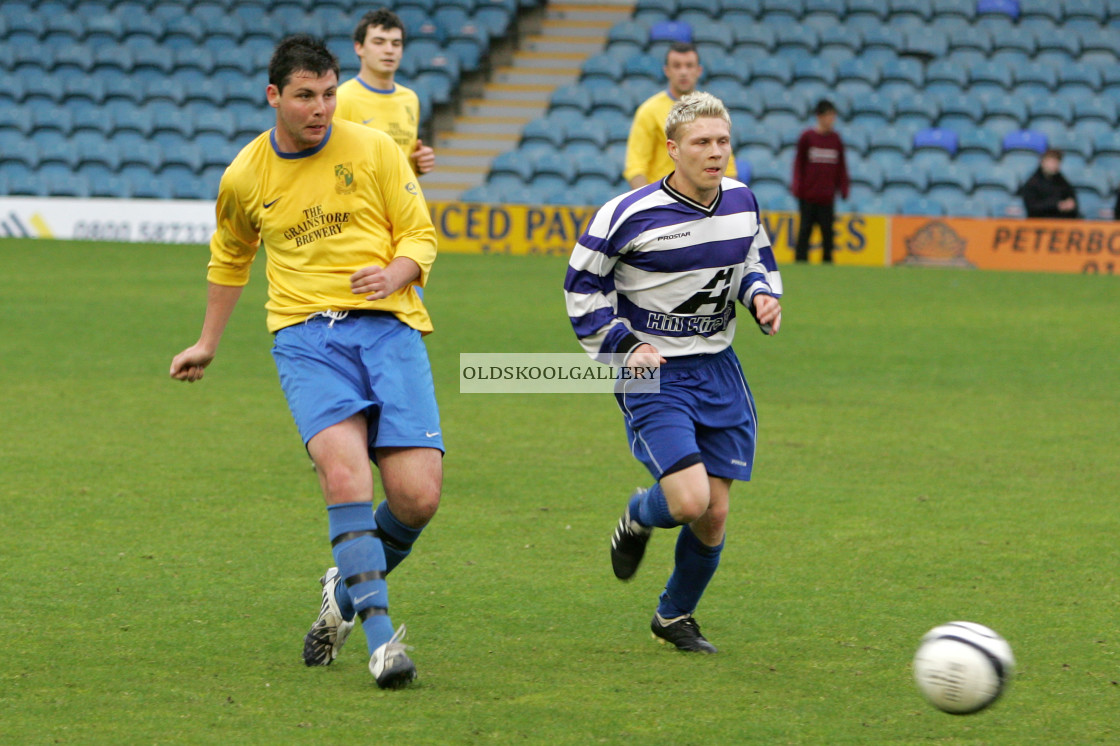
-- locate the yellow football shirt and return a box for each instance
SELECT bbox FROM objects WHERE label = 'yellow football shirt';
[623,90,739,184]
[207,119,437,334]
[335,78,421,173]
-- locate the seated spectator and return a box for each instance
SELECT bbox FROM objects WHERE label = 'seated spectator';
[1020,149,1079,219]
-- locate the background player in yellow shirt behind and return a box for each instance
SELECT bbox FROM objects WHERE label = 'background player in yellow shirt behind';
[170,34,441,691]
[336,8,435,176]
[624,42,738,190]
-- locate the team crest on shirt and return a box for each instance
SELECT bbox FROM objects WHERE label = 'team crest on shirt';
[334,163,355,194]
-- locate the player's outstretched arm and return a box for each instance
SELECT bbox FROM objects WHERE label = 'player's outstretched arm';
[170,283,244,382]
[752,293,782,336]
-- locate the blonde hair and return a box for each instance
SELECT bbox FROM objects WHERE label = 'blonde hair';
[665,91,732,142]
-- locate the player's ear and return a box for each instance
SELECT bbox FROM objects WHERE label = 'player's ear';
[666,139,679,160]
[266,84,281,109]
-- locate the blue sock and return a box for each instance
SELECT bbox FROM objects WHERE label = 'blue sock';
[375,501,424,574]
[630,482,678,529]
[657,524,724,619]
[327,502,395,653]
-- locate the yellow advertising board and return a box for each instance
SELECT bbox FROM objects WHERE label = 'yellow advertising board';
[891,216,1120,275]
[429,201,890,266]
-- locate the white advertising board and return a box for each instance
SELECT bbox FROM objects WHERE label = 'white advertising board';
[0,197,215,244]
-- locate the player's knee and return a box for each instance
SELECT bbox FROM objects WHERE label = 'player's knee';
[388,483,441,527]
[672,490,710,524]
[317,461,371,503]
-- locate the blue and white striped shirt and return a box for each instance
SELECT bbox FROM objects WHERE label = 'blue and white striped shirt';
[564,177,782,362]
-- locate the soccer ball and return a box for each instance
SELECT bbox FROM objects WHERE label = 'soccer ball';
[912,621,1015,714]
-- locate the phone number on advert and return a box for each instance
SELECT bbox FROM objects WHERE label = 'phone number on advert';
[72,221,214,243]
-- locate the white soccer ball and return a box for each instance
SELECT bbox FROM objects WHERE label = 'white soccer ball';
[913,621,1015,714]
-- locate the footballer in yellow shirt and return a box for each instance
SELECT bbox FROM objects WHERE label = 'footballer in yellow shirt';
[624,43,738,188]
[335,8,435,175]
[171,36,442,692]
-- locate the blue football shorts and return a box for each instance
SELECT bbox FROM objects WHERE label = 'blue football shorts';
[615,346,756,482]
[271,311,444,458]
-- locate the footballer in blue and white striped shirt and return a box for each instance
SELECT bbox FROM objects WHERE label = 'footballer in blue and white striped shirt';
[564,91,783,653]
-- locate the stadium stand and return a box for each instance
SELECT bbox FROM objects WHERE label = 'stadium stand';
[2,0,1118,217]
[1,0,529,200]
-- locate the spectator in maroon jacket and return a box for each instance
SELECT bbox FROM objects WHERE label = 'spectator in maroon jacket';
[791,99,849,263]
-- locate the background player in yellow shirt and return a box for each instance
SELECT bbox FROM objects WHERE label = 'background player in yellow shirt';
[335,8,435,176]
[624,42,738,189]
[170,35,441,690]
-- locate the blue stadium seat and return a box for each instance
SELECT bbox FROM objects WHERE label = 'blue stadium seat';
[472,3,514,38]
[976,0,1019,19]
[760,89,807,119]
[1017,0,1062,22]
[118,139,163,172]
[902,27,948,59]
[924,60,967,97]
[692,20,734,53]
[1014,61,1058,92]
[804,0,846,22]
[760,0,803,20]
[564,119,608,150]
[193,109,236,139]
[841,128,870,156]
[129,172,171,200]
[34,131,80,169]
[968,60,1013,92]
[1002,129,1048,154]
[608,19,649,50]
[836,57,881,88]
[914,127,958,156]
[736,128,782,154]
[52,44,95,76]
[649,20,691,43]
[1092,130,1120,157]
[884,162,930,191]
[1074,98,1118,126]
[1068,170,1113,199]
[30,103,75,135]
[20,68,65,106]
[860,25,900,55]
[929,163,975,192]
[817,25,860,58]
[947,25,993,56]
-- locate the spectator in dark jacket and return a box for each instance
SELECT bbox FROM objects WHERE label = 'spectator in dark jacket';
[791,99,849,263]
[1021,149,1079,219]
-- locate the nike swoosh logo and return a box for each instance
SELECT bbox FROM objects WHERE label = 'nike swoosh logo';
[362,117,376,124]
[425,431,440,438]
[263,198,280,208]
[353,590,380,605]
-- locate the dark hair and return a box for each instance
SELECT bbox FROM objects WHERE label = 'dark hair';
[1042,148,1063,160]
[354,8,406,45]
[665,41,699,64]
[815,99,836,116]
[269,34,339,92]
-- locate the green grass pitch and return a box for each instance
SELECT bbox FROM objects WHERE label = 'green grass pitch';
[1,238,1117,744]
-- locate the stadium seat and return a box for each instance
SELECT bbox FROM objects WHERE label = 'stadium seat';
[868,125,913,155]
[1091,130,1120,157]
[892,92,939,127]
[564,119,608,150]
[1002,129,1048,154]
[1068,170,1113,199]
[913,127,958,156]
[792,58,836,87]
[587,85,634,117]
[846,0,888,21]
[622,54,663,84]
[736,128,782,154]
[608,20,649,52]
[991,26,1038,57]
[947,25,993,56]
[1064,0,1107,23]
[901,28,948,60]
[892,0,934,24]
[1027,97,1074,128]
[899,196,946,216]
[849,92,895,129]
[860,26,900,56]
[775,25,819,55]
[968,60,1014,93]
[817,25,860,61]
[691,20,734,53]
[129,172,171,200]
[732,25,776,54]
[849,159,885,191]
[193,109,236,139]
[649,20,691,43]
[931,0,976,20]
[520,117,566,150]
[1073,98,1118,126]
[748,57,793,86]
[580,53,624,86]
[983,94,1030,135]
[549,85,591,115]
[703,54,747,84]
[836,57,881,88]
[1058,65,1102,94]
[976,0,1019,19]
